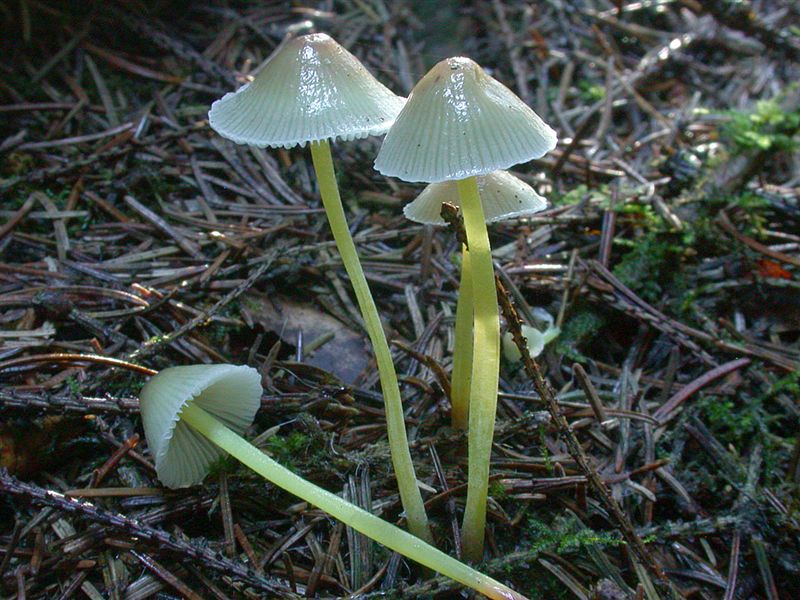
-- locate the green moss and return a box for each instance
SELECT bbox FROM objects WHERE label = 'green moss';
[206,453,239,479]
[262,423,337,479]
[526,516,623,554]
[696,385,788,487]
[488,480,509,501]
[266,432,311,471]
[555,307,606,362]
[612,231,681,303]
[614,198,663,229]
[676,214,712,252]
[701,397,758,441]
[66,376,81,395]
[578,80,605,103]
[767,371,800,397]
[722,98,800,154]
[493,514,628,599]
[550,183,610,207]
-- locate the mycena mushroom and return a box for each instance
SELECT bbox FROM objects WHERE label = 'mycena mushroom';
[403,170,548,431]
[208,33,430,542]
[502,308,560,364]
[139,364,529,600]
[375,57,557,560]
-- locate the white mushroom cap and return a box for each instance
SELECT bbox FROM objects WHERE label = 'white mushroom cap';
[403,170,548,226]
[208,33,406,148]
[502,323,560,363]
[375,57,557,183]
[139,364,262,488]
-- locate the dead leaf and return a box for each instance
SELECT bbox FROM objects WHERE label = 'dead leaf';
[242,293,370,384]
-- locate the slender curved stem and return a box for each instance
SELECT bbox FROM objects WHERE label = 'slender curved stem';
[457,176,500,562]
[450,245,473,430]
[309,139,430,543]
[180,404,527,600]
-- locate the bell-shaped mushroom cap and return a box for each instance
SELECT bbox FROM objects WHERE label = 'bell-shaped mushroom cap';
[139,364,262,488]
[403,170,548,226]
[208,33,406,148]
[375,57,557,183]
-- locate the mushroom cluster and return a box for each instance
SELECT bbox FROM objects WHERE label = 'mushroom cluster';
[136,32,559,599]
[375,57,556,560]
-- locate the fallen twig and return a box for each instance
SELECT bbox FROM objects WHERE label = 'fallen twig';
[0,470,292,596]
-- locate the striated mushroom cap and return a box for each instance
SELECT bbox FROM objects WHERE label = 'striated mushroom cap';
[209,33,406,148]
[403,170,547,226]
[139,364,262,488]
[375,57,557,183]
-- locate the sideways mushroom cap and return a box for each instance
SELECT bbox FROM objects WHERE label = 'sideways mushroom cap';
[139,364,262,488]
[403,170,548,226]
[502,312,560,363]
[375,57,557,183]
[208,33,406,148]
[501,325,561,363]
[503,325,547,362]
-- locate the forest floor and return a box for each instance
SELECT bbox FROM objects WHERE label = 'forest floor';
[1,1,799,599]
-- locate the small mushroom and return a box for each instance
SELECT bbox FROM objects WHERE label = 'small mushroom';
[374,57,556,183]
[208,34,430,542]
[208,33,404,149]
[403,169,548,226]
[403,170,548,430]
[139,364,527,600]
[140,364,260,488]
[375,57,557,560]
[502,319,560,363]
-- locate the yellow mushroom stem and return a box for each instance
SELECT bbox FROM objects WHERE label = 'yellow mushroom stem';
[180,403,527,600]
[450,244,473,430]
[457,176,501,562]
[308,139,431,544]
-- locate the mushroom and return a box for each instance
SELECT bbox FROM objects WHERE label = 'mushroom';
[140,364,261,488]
[403,170,548,430]
[403,169,548,225]
[208,34,430,542]
[501,323,559,362]
[208,33,404,148]
[375,57,557,560]
[139,364,528,600]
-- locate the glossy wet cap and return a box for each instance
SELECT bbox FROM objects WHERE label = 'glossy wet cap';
[375,57,557,183]
[208,33,406,148]
[139,364,262,488]
[403,170,548,225]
